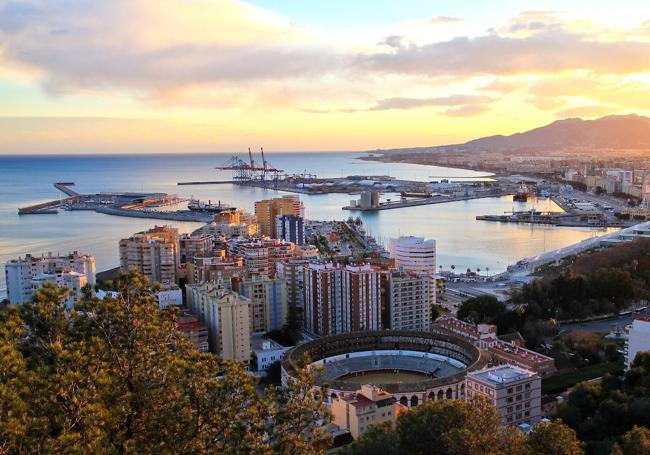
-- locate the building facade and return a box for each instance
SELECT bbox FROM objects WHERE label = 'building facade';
[304,262,381,336]
[275,214,305,245]
[389,236,436,276]
[331,385,404,439]
[186,282,251,364]
[387,271,432,331]
[626,317,650,368]
[465,365,542,426]
[239,276,288,333]
[255,195,304,238]
[228,238,295,278]
[5,251,96,305]
[119,226,180,286]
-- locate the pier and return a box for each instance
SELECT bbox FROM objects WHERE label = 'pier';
[342,190,513,211]
[17,183,214,223]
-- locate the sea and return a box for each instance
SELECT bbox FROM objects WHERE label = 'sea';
[0,152,614,293]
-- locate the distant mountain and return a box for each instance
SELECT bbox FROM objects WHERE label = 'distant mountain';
[463,114,650,151]
[376,114,650,154]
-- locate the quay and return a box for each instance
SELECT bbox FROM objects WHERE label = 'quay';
[342,190,514,211]
[476,212,625,228]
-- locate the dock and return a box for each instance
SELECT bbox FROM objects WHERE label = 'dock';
[343,190,513,211]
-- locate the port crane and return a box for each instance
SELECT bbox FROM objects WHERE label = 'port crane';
[216,147,284,187]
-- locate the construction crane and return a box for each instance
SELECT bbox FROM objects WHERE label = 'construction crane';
[216,147,284,188]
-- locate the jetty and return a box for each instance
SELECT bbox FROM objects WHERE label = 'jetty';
[17,183,212,223]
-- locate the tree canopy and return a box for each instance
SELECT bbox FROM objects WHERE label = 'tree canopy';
[0,271,329,454]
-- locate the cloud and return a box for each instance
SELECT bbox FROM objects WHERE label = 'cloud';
[368,94,494,111]
[380,35,406,49]
[0,0,340,95]
[443,104,490,117]
[361,31,650,76]
[554,105,619,118]
[427,16,463,25]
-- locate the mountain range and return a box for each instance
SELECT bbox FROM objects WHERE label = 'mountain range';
[379,114,650,154]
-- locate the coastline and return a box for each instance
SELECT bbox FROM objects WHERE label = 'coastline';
[356,153,496,177]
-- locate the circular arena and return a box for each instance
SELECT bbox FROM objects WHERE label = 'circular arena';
[281,330,488,408]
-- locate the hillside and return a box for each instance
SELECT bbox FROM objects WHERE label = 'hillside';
[375,114,650,154]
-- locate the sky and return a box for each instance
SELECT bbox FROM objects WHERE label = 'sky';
[1,0,650,154]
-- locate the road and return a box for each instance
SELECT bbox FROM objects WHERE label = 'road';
[558,309,650,335]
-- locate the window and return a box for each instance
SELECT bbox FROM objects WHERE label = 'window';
[516,395,522,401]
[507,406,513,413]
[516,385,522,391]
[507,387,513,394]
[524,411,530,417]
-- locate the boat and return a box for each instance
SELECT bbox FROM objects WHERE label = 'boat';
[188,199,234,213]
[513,186,530,202]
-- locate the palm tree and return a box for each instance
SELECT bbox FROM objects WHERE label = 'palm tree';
[451,265,455,272]
[476,268,481,276]
[485,266,490,276]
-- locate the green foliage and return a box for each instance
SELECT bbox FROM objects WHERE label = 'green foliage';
[0,271,329,454]
[457,295,506,324]
[342,397,586,455]
[611,426,650,455]
[556,352,650,453]
[542,360,624,395]
[528,419,584,455]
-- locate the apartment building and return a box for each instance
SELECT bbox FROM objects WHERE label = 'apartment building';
[177,310,210,352]
[228,238,295,277]
[275,214,305,245]
[304,262,381,336]
[119,226,180,286]
[387,271,432,331]
[186,282,251,364]
[255,195,304,238]
[239,275,288,333]
[465,365,542,426]
[4,251,96,305]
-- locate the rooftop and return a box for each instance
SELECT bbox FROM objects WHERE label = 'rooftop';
[469,364,536,385]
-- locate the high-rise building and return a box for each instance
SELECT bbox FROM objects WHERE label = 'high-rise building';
[240,275,288,333]
[119,226,180,286]
[186,282,251,364]
[465,365,541,427]
[389,236,436,311]
[389,236,436,276]
[255,195,304,238]
[228,238,296,278]
[276,214,305,245]
[276,258,307,313]
[4,251,96,305]
[331,385,405,439]
[387,271,432,331]
[304,262,381,336]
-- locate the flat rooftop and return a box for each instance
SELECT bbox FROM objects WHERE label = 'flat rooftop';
[468,364,536,385]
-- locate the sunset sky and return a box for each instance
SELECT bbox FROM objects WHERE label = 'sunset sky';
[1,0,650,154]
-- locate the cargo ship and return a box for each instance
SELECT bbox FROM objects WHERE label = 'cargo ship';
[513,186,530,202]
[188,199,234,213]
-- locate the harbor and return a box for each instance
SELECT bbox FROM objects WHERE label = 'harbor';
[18,183,217,222]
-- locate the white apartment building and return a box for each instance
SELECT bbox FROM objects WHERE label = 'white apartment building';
[465,365,541,427]
[388,271,432,331]
[5,252,96,306]
[626,317,650,368]
[251,334,289,376]
[389,236,436,276]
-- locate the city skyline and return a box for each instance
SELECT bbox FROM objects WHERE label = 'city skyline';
[1,0,650,154]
